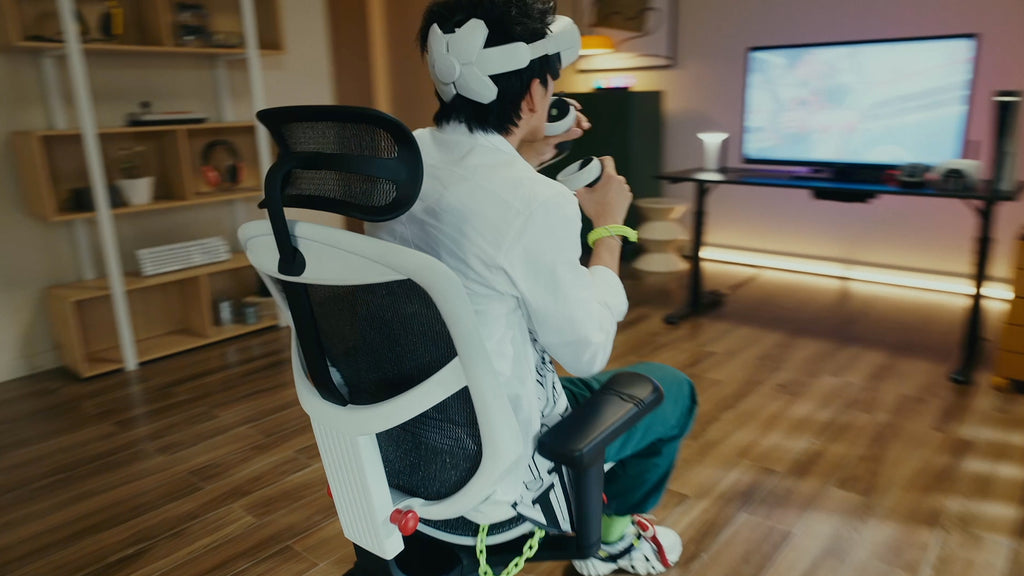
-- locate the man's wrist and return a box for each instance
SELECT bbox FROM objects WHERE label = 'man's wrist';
[591,235,623,248]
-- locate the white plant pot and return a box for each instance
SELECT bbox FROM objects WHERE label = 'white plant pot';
[116,176,156,206]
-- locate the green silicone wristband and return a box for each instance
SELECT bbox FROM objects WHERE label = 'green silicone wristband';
[587,225,638,248]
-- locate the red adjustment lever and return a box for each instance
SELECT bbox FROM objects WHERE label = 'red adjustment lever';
[390,509,420,536]
[602,493,608,505]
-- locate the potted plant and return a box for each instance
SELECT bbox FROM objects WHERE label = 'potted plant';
[113,146,156,206]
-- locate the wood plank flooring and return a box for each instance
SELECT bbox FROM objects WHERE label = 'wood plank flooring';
[3,262,1024,576]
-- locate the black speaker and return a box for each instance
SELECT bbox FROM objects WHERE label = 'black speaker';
[992,90,1021,194]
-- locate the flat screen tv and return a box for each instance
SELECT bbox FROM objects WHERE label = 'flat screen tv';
[741,34,979,169]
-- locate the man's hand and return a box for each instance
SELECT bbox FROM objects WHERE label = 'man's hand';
[576,156,632,229]
[518,98,592,168]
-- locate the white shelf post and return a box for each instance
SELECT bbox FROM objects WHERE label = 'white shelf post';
[213,57,236,122]
[56,0,139,371]
[239,0,273,179]
[238,0,285,327]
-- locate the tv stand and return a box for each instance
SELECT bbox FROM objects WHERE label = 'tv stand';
[656,166,1024,387]
[834,165,889,183]
[740,165,889,184]
[788,167,835,180]
[782,165,888,184]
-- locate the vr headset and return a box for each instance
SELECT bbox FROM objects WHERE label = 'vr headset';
[426,15,582,104]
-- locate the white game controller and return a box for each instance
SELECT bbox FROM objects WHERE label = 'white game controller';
[557,156,604,191]
[540,97,578,169]
[545,97,577,137]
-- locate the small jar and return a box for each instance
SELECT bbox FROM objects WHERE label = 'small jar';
[215,299,235,326]
[241,302,261,325]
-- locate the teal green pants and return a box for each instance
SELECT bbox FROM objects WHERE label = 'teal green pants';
[560,362,698,516]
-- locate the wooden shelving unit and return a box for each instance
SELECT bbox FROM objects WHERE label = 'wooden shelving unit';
[14,121,267,221]
[0,0,283,54]
[3,0,285,377]
[49,254,278,378]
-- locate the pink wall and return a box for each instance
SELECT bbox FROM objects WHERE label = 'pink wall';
[562,0,1024,281]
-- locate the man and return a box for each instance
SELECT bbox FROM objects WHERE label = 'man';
[366,1,698,573]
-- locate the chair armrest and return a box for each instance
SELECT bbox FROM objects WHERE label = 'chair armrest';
[534,372,664,560]
[537,371,664,468]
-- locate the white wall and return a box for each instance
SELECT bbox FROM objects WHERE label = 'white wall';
[0,0,337,382]
[561,0,1024,281]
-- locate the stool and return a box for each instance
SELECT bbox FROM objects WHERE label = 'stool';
[632,197,688,273]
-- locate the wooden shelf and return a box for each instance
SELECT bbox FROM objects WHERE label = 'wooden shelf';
[49,253,280,378]
[32,121,257,137]
[206,318,280,342]
[52,253,255,300]
[8,40,284,56]
[1,0,284,54]
[50,188,263,222]
[90,330,207,364]
[82,319,278,377]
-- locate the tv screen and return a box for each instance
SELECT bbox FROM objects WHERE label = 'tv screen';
[742,35,979,168]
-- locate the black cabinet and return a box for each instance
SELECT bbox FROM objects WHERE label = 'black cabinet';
[541,90,663,259]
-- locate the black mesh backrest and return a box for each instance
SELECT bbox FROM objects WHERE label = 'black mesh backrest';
[257,106,422,223]
[305,280,456,404]
[256,106,481,504]
[303,280,482,501]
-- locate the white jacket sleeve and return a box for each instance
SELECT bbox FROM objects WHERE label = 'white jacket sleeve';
[502,192,628,377]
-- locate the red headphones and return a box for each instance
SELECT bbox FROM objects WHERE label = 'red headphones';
[200,139,245,188]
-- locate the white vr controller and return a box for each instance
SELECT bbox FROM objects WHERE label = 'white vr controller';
[537,96,579,169]
[547,99,602,190]
[545,96,577,137]
[557,156,604,191]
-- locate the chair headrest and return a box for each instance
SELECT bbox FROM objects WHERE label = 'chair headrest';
[255,105,423,276]
[256,105,423,221]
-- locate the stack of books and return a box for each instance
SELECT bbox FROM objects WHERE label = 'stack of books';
[135,237,232,277]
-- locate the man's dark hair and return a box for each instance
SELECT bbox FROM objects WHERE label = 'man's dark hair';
[418,0,561,136]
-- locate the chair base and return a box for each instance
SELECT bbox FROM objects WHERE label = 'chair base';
[348,533,470,576]
[347,531,593,576]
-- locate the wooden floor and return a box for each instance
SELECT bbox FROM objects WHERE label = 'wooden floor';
[3,262,1024,576]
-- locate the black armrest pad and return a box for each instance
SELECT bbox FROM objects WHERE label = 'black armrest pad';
[537,372,664,467]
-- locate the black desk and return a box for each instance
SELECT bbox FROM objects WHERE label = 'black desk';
[656,167,1023,386]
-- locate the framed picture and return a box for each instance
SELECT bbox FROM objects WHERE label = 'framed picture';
[576,0,678,71]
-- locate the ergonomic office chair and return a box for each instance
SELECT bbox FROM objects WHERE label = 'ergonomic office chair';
[238,105,664,576]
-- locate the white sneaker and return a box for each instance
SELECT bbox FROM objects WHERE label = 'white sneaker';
[571,516,683,576]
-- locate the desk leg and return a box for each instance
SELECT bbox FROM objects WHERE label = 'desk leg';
[665,182,725,324]
[950,196,995,385]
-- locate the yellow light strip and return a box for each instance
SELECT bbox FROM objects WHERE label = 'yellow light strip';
[699,247,1015,301]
